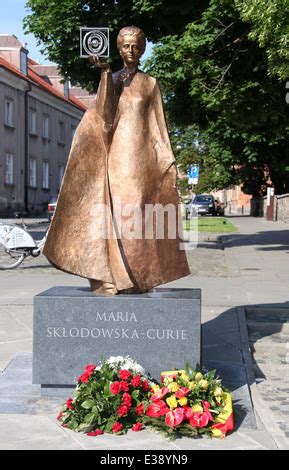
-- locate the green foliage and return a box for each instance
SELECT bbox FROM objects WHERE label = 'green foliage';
[236,0,289,79]
[145,0,289,196]
[58,358,151,435]
[24,0,289,195]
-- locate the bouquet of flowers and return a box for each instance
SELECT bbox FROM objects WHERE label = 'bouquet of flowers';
[143,364,234,439]
[57,356,152,435]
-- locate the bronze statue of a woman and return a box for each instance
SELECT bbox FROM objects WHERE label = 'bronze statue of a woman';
[43,26,190,294]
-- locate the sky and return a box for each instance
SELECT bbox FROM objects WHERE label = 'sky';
[0,0,153,66]
[0,0,53,64]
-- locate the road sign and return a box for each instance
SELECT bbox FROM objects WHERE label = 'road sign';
[187,165,199,184]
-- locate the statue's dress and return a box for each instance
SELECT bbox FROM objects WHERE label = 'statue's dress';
[43,69,190,292]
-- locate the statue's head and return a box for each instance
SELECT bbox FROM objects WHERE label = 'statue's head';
[117,26,146,66]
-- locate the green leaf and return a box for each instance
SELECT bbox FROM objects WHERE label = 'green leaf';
[81,400,95,410]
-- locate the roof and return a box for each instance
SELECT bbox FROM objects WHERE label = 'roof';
[0,34,27,50]
[30,65,61,77]
[0,55,87,112]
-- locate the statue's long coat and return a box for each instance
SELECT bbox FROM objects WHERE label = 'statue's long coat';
[43,69,190,292]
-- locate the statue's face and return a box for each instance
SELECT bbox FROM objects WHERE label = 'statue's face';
[119,34,143,67]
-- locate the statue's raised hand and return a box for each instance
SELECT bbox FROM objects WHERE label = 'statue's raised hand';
[89,55,111,71]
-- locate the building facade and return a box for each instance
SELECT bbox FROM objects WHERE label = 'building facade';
[0,35,87,216]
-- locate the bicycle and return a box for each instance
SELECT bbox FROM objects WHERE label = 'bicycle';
[0,220,49,270]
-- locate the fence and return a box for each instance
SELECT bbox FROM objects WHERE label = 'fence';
[263,193,289,223]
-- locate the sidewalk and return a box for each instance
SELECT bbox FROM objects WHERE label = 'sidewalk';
[0,216,288,449]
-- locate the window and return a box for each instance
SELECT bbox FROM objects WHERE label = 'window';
[58,164,65,189]
[5,154,14,185]
[29,158,37,187]
[58,121,65,144]
[30,109,37,135]
[42,161,49,189]
[42,114,50,140]
[4,99,14,127]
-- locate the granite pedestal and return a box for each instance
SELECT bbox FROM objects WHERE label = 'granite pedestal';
[33,287,201,395]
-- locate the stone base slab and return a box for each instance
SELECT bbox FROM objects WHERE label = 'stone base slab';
[33,287,201,388]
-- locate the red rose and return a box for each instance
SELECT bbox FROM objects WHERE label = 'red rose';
[131,375,141,387]
[120,380,130,392]
[122,393,132,405]
[119,370,131,380]
[136,403,145,416]
[175,387,190,399]
[146,401,170,418]
[66,398,74,411]
[112,422,123,433]
[57,412,63,421]
[132,423,143,432]
[78,372,90,383]
[110,381,121,395]
[85,364,96,373]
[117,404,128,417]
[87,429,103,436]
[141,380,150,391]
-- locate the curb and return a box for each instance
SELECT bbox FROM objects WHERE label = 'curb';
[236,306,289,450]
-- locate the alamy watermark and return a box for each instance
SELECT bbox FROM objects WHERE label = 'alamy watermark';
[87,196,198,251]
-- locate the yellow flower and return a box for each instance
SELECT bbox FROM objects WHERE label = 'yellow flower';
[211,428,224,438]
[199,380,209,390]
[192,404,203,412]
[188,381,196,390]
[178,397,188,406]
[195,372,203,382]
[168,382,179,392]
[180,373,189,383]
[214,387,223,397]
[163,377,174,385]
[152,385,160,392]
[166,396,178,409]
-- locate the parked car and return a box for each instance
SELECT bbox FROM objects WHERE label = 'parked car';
[47,197,57,221]
[186,194,225,217]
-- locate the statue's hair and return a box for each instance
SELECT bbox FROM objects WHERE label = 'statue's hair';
[117,26,146,54]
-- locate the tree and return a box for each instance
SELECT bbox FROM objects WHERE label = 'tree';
[24,0,203,90]
[145,0,289,195]
[24,0,289,195]
[236,0,289,80]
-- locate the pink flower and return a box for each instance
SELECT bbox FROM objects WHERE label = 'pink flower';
[136,403,145,416]
[120,380,130,392]
[183,406,194,420]
[112,422,123,433]
[175,387,190,399]
[110,381,121,395]
[122,393,132,405]
[202,401,214,422]
[131,375,141,387]
[165,408,184,428]
[57,412,63,421]
[151,387,170,402]
[146,401,170,418]
[119,370,131,380]
[132,423,143,432]
[87,429,103,436]
[189,412,209,428]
